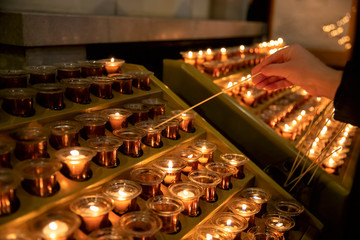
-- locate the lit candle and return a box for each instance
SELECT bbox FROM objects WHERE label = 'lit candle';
[239,45,245,53]
[42,221,69,240]
[228,198,261,228]
[152,157,186,186]
[243,90,256,106]
[101,108,132,130]
[103,58,124,75]
[220,47,227,61]
[240,187,271,216]
[197,50,205,66]
[220,153,249,179]
[205,48,214,61]
[213,213,248,239]
[188,170,221,202]
[182,51,196,66]
[177,148,201,174]
[191,140,217,165]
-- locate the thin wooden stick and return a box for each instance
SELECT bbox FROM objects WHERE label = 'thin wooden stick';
[154,72,262,129]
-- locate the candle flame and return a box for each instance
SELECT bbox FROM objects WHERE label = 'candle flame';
[168,160,173,169]
[90,205,99,212]
[188,51,193,58]
[339,137,346,145]
[252,195,261,200]
[246,91,252,97]
[49,222,58,230]
[276,222,284,227]
[115,112,120,116]
[278,38,284,44]
[226,219,232,226]
[284,124,291,131]
[198,50,203,56]
[328,158,335,165]
[297,115,302,121]
[70,150,79,157]
[201,146,207,151]
[315,137,319,142]
[310,149,315,154]
[206,234,213,240]
[321,126,328,135]
[187,154,194,158]
[240,45,245,51]
[183,190,189,196]
[292,120,297,126]
[118,189,127,197]
[241,204,247,211]
[111,57,115,62]
[301,110,306,116]
[220,47,226,54]
[206,48,212,54]
[227,82,233,88]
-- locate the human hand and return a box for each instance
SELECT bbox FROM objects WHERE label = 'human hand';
[251,44,343,99]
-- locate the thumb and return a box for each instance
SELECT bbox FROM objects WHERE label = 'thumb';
[260,62,292,79]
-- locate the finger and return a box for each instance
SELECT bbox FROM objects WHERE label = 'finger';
[256,76,283,89]
[251,73,267,84]
[260,62,293,80]
[263,79,293,91]
[251,47,290,74]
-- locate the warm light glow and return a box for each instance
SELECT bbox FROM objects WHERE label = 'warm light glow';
[276,222,284,227]
[206,48,212,54]
[328,158,335,165]
[206,234,213,240]
[277,38,284,44]
[269,48,278,54]
[320,126,328,135]
[187,154,194,158]
[239,45,245,52]
[301,110,306,116]
[115,112,120,116]
[246,91,252,97]
[198,50,203,56]
[183,190,189,196]
[297,115,302,121]
[118,189,127,197]
[49,222,58,231]
[339,137,346,145]
[315,137,320,142]
[292,120,297,126]
[252,195,261,200]
[226,82,233,88]
[70,150,79,157]
[226,219,232,226]
[90,205,99,212]
[111,58,115,63]
[241,204,247,211]
[310,149,315,154]
[284,124,291,131]
[220,48,226,54]
[201,146,207,151]
[168,160,173,169]
[188,51,193,58]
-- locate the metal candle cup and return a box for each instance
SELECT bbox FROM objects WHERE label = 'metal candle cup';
[55,147,97,181]
[220,153,249,179]
[15,158,62,197]
[0,139,14,168]
[99,58,125,75]
[188,170,221,202]
[70,195,114,234]
[171,110,197,133]
[152,157,187,186]
[246,226,281,240]
[191,139,217,165]
[101,108,132,130]
[123,103,150,125]
[48,120,82,150]
[0,88,36,117]
[55,62,81,80]
[0,69,28,89]
[168,182,203,217]
[61,78,92,104]
[0,169,21,216]
[130,168,165,200]
[177,148,201,174]
[109,74,134,94]
[78,60,104,78]
[155,115,181,140]
[126,70,153,91]
[75,113,109,140]
[86,136,122,168]
[228,198,261,228]
[32,83,65,110]
[113,128,146,158]
[240,187,271,216]
[213,213,248,239]
[205,162,236,190]
[141,98,167,119]
[87,76,114,99]
[103,180,142,215]
[146,195,184,234]
[194,225,233,240]
[25,65,56,85]
[134,120,165,148]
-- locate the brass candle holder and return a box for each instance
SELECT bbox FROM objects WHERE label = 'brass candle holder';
[176,148,201,175]
[86,136,122,168]
[171,110,197,133]
[61,78,92,104]
[191,139,217,165]
[101,108,132,130]
[75,113,109,140]
[48,120,82,150]
[113,127,146,158]
[220,153,249,179]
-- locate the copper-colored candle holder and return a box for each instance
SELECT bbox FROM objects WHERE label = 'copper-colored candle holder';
[191,139,217,165]
[152,157,187,186]
[55,62,81,80]
[168,182,203,217]
[32,83,65,110]
[88,228,132,240]
[88,76,114,99]
[70,194,114,234]
[119,211,162,240]
[240,187,271,216]
[101,108,132,130]
[228,198,261,228]
[109,73,134,94]
[103,179,142,215]
[123,103,150,125]
[11,127,48,160]
[205,162,236,190]
[98,58,125,75]
[75,113,109,140]
[0,88,36,117]
[180,51,197,66]
[113,128,146,158]
[32,211,81,240]
[0,169,21,216]
[0,139,14,168]
[213,213,248,240]
[177,148,201,174]
[171,110,197,133]
[87,136,122,168]
[0,69,28,89]
[188,170,221,202]
[78,60,104,78]
[146,195,184,234]
[262,213,295,238]
[194,225,233,240]
[61,78,92,104]
[134,120,165,148]
[48,120,82,150]
[126,70,153,91]
[15,158,62,197]
[155,115,181,140]
[141,98,167,119]
[220,153,249,179]
[55,147,97,181]
[25,65,56,85]
[130,168,165,200]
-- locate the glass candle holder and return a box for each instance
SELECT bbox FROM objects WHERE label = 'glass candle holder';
[155,115,181,140]
[88,76,114,99]
[103,179,142,215]
[213,213,248,239]
[75,113,109,140]
[25,65,56,85]
[180,51,197,65]
[55,147,97,181]
[101,108,132,130]
[0,230,34,240]
[70,194,114,234]
[126,70,153,90]
[274,200,304,229]
[119,211,162,240]
[15,158,62,197]
[55,62,81,80]
[113,128,146,158]
[205,162,236,190]
[152,157,187,186]
[262,213,295,237]
[0,139,14,168]
[246,226,280,240]
[99,58,125,75]
[177,148,201,174]
[240,187,271,216]
[0,69,28,89]
[188,170,221,202]
[141,98,167,119]
[123,103,150,125]
[61,78,92,104]
[168,182,203,217]
[32,211,81,240]
[11,127,48,160]
[88,228,132,240]
[134,120,165,148]
[130,168,165,200]
[194,225,233,240]
[86,136,122,168]
[228,198,261,228]
[48,120,82,150]
[220,153,249,179]
[0,169,21,216]
[32,83,65,110]
[191,139,217,165]
[0,88,36,117]
[78,60,104,78]
[171,110,197,133]
[110,74,134,94]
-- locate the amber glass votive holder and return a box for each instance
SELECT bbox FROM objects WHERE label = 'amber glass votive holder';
[11,127,48,160]
[88,228,132,240]
[141,98,167,119]
[119,211,162,240]
[78,60,104,78]
[0,88,36,117]
[246,226,280,240]
[32,83,65,110]
[126,70,153,90]
[205,162,236,190]
[228,198,261,228]
[171,110,197,133]
[25,65,56,85]
[188,170,221,202]
[213,213,248,239]
[0,69,28,89]
[274,200,304,230]
[194,225,233,240]
[101,108,132,130]
[15,158,61,197]
[48,120,82,150]
[152,157,187,186]
[110,74,134,94]
[88,76,114,99]
[155,115,181,140]
[168,182,203,217]
[55,147,97,181]
[75,113,109,140]
[32,211,81,240]
[0,139,14,168]
[262,213,295,238]
[103,179,142,215]
[220,153,249,179]
[55,62,81,80]
[87,136,122,168]
[123,103,150,125]
[191,139,217,165]
[70,194,114,234]
[113,127,146,158]
[130,167,165,200]
[240,187,271,216]
[0,169,21,216]
[98,58,125,75]
[61,78,92,104]
[177,148,201,175]
[134,120,165,148]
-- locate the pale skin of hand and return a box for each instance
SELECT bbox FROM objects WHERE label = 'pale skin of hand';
[251,44,343,100]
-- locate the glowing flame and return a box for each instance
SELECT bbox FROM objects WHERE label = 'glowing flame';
[206,234,213,240]
[321,126,328,135]
[168,160,173,169]
[241,204,247,211]
[301,110,306,116]
[292,120,297,126]
[284,124,291,131]
[226,82,233,88]
[220,48,226,54]
[90,205,99,212]
[118,189,127,197]
[246,91,252,97]
[252,195,261,200]
[226,219,232,226]
[206,48,212,55]
[201,146,207,151]
[183,190,189,196]
[315,137,319,142]
[276,222,284,227]
[297,115,302,121]
[278,38,284,44]
[239,45,245,52]
[198,50,203,56]
[188,51,193,58]
[187,154,194,158]
[70,150,79,157]
[111,57,115,62]
[49,222,58,230]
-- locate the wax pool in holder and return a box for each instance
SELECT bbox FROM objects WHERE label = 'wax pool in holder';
[154,115,181,140]
[0,88,36,117]
[134,120,165,148]
[176,147,202,174]
[48,120,82,150]
[141,98,167,119]
[32,83,65,110]
[123,103,150,125]
[0,169,21,216]
[194,224,233,240]
[98,58,125,75]
[109,73,134,94]
[101,108,132,130]
[126,70,153,91]
[113,127,146,158]
[188,170,221,202]
[213,212,248,240]
[220,153,249,179]
[0,139,14,168]
[70,194,114,234]
[205,162,237,190]
[24,65,56,85]
[75,113,109,140]
[171,110,197,133]
[130,167,165,200]
[262,213,295,238]
[246,226,280,240]
[191,139,217,165]
[78,60,104,78]
[152,157,187,186]
[240,187,271,216]
[274,200,304,230]
[87,76,114,99]
[55,62,81,80]
[15,158,62,197]
[228,198,261,228]
[0,69,28,89]
[86,136,122,168]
